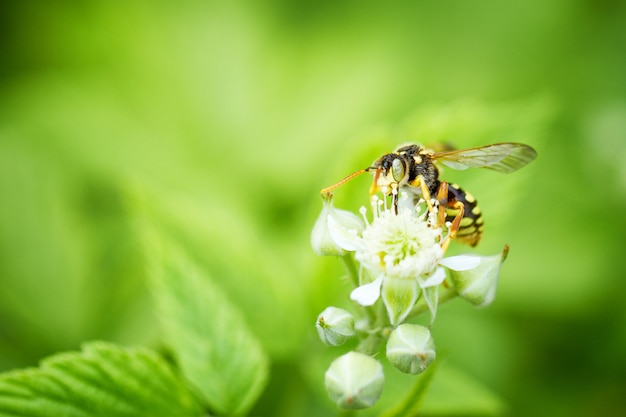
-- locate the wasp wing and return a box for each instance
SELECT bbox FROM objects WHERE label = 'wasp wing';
[432,142,537,173]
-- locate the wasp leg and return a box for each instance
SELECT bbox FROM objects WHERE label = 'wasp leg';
[440,200,465,252]
[436,181,449,228]
[417,175,435,213]
[448,202,464,239]
[391,182,399,215]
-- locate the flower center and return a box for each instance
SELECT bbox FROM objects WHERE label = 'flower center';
[356,206,443,279]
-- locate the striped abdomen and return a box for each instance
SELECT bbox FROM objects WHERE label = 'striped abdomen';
[444,184,484,247]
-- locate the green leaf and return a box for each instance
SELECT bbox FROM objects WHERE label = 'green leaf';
[0,341,203,417]
[151,247,269,416]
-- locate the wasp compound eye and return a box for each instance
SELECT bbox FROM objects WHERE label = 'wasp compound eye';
[391,158,405,182]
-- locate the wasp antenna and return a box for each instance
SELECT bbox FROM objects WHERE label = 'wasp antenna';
[320,169,370,195]
[369,168,381,197]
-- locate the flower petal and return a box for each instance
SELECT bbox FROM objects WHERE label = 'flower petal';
[421,285,439,325]
[350,276,383,306]
[439,255,481,271]
[419,267,446,288]
[327,214,363,251]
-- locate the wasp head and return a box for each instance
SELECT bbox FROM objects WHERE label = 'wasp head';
[370,153,408,196]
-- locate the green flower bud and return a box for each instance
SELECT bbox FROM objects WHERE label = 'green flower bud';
[448,245,509,307]
[311,194,364,256]
[325,352,384,410]
[316,307,355,346]
[386,324,436,374]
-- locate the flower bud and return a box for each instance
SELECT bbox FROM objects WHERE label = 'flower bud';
[386,324,436,374]
[316,307,355,346]
[325,352,384,409]
[311,194,364,256]
[448,245,509,307]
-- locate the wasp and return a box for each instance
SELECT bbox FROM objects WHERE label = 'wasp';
[321,142,537,247]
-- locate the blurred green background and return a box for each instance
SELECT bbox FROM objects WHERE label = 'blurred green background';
[1,0,625,416]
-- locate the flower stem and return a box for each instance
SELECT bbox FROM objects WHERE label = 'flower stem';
[341,253,359,288]
[355,302,386,356]
[356,332,383,356]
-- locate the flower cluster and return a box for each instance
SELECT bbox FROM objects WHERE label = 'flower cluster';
[312,192,508,409]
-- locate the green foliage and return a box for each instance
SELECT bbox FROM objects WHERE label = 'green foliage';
[150,246,269,416]
[0,342,203,417]
[420,363,507,416]
[0,0,625,415]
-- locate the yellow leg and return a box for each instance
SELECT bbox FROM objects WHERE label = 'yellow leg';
[448,201,464,239]
[436,182,465,252]
[417,175,435,213]
[440,201,465,252]
[436,181,449,228]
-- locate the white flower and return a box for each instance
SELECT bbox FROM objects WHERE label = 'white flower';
[328,196,479,326]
